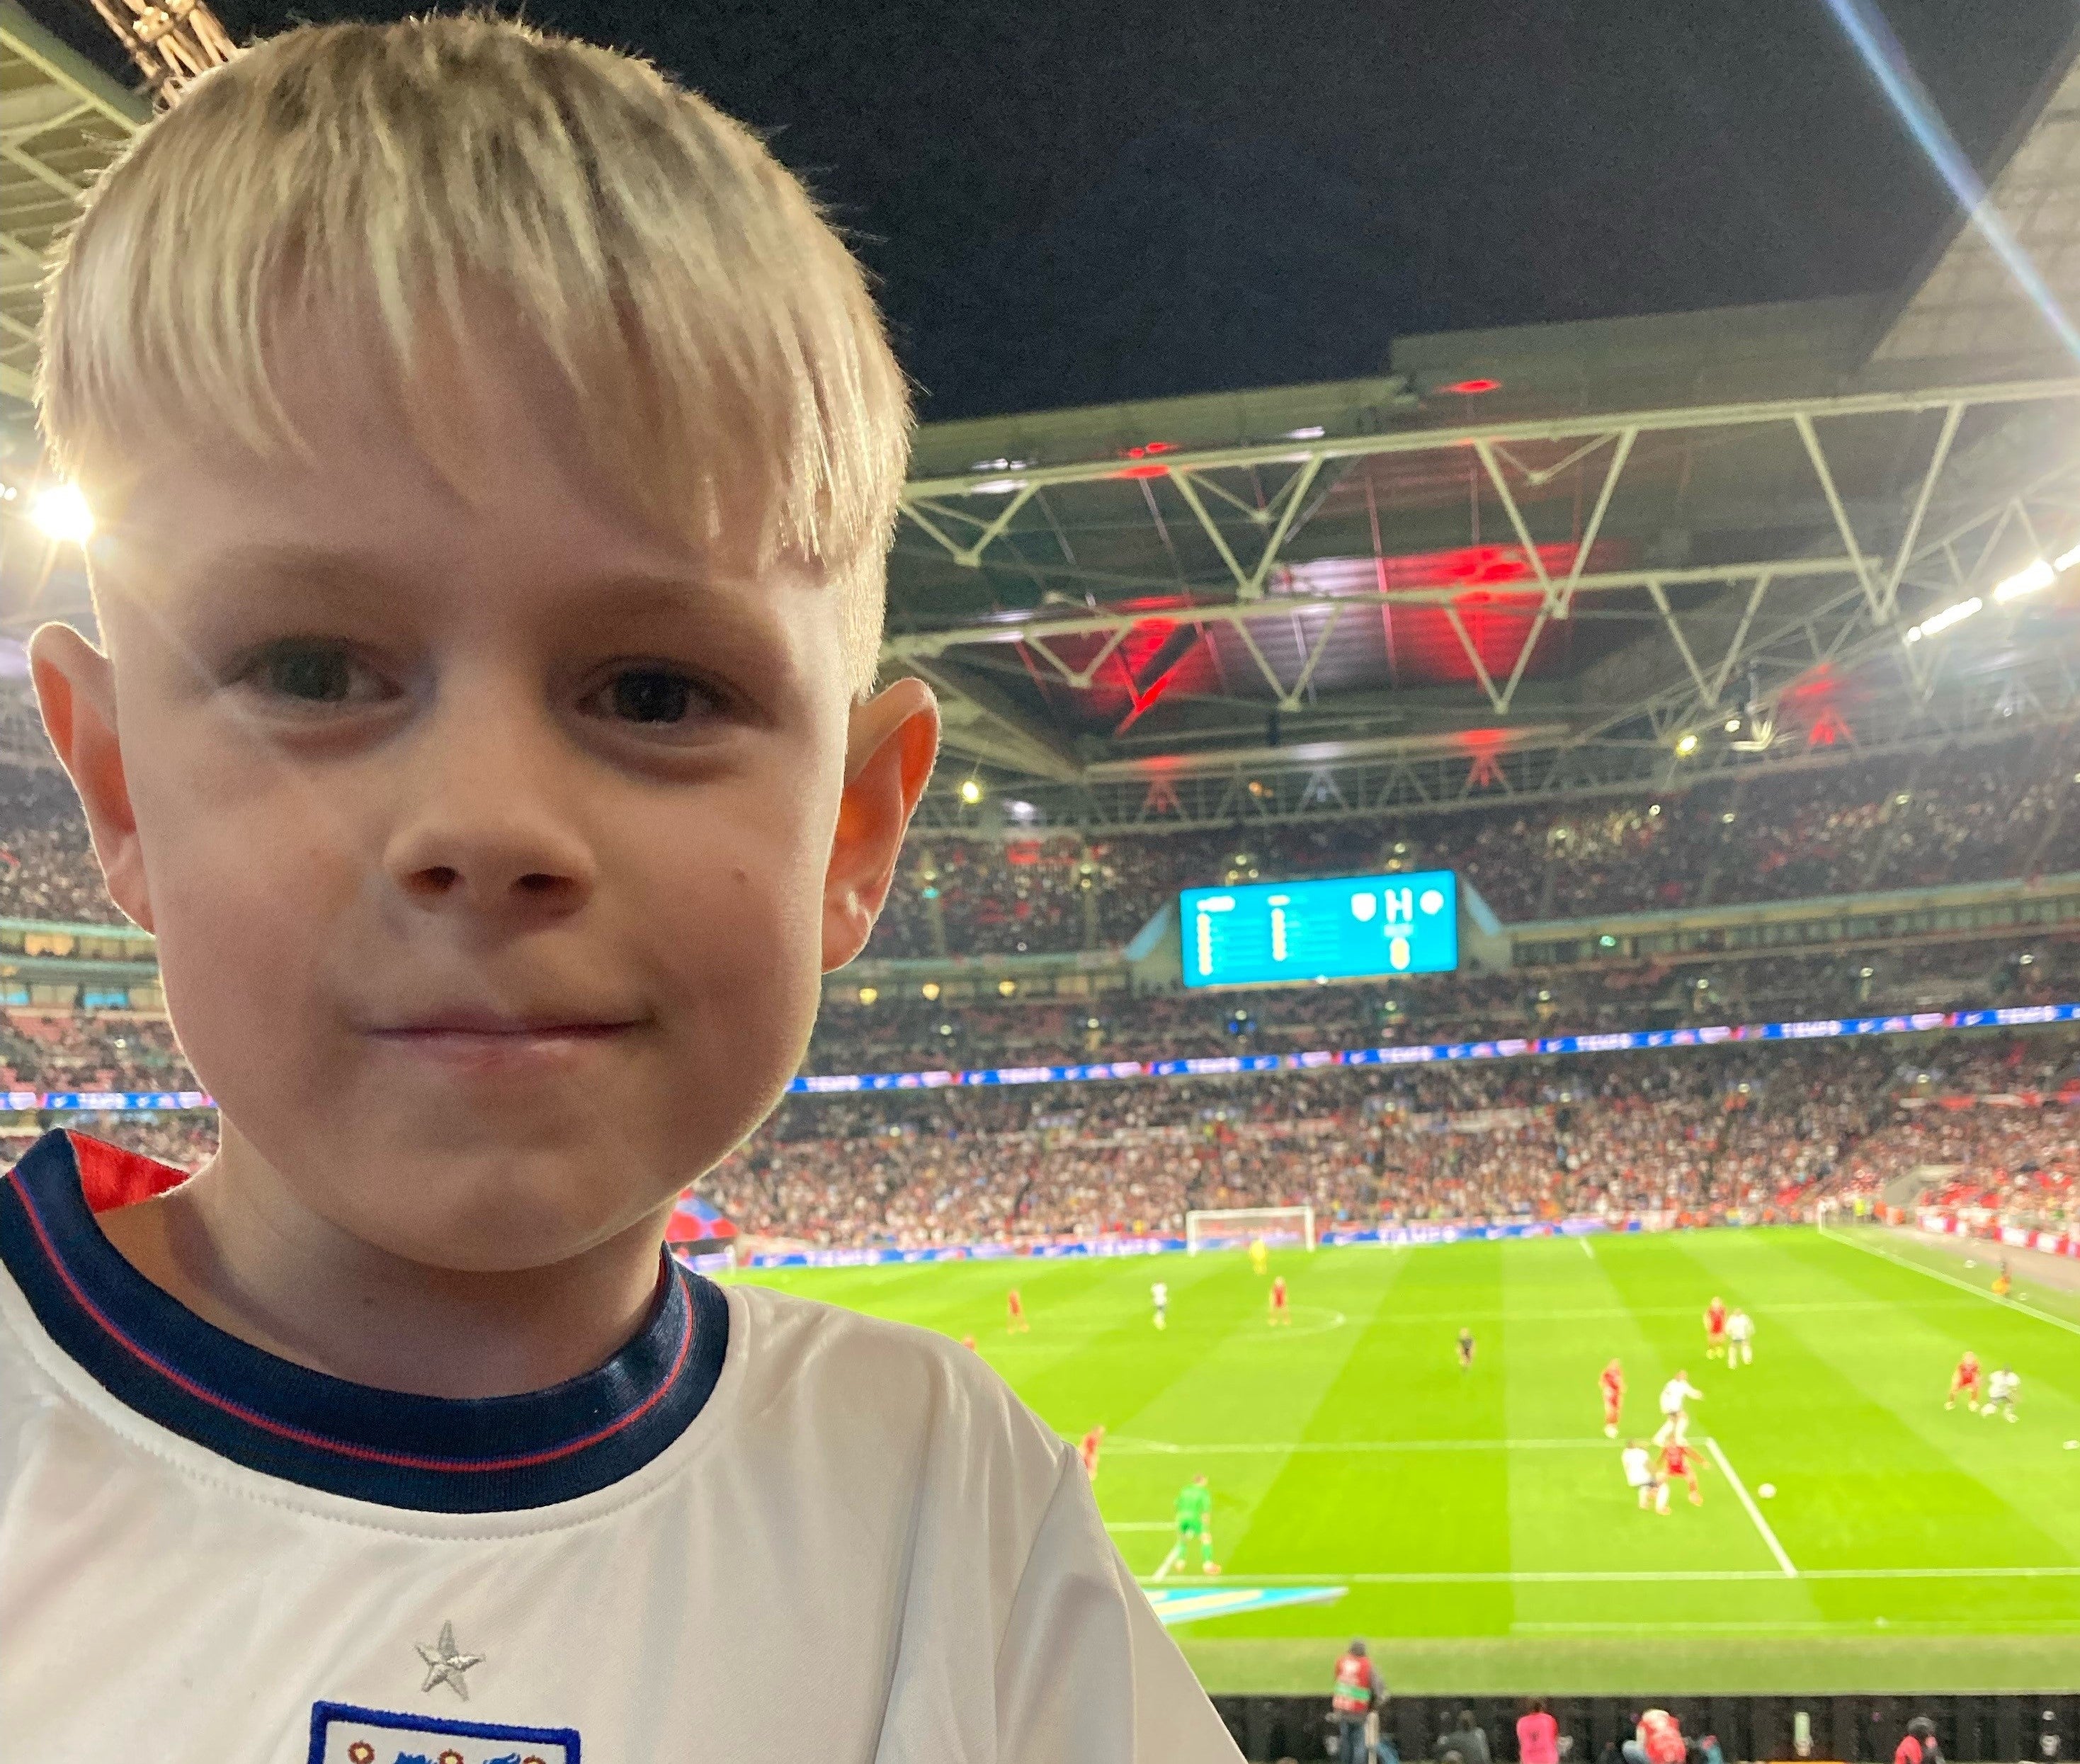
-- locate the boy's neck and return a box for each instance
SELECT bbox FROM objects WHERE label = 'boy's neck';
[92,1140,674,1399]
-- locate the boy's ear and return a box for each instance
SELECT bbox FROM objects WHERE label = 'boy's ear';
[28,622,154,934]
[822,676,940,973]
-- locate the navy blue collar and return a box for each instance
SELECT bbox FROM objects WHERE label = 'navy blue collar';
[0,1131,727,1512]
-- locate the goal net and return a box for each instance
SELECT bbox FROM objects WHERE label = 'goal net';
[1186,1205,1316,1255]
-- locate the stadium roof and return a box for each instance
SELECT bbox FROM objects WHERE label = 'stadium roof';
[0,0,144,406]
[2,11,2079,832]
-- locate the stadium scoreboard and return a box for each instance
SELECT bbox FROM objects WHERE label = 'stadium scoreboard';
[1180,870,1459,989]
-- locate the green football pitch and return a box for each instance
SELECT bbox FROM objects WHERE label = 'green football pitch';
[731,1226,2080,1696]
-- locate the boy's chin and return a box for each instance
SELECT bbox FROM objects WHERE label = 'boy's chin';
[305,1142,683,1275]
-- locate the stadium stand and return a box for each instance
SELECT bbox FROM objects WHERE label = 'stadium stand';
[692,1031,2076,1251]
[0,746,2071,1256]
[0,762,120,926]
[1,733,2074,955]
[807,935,2080,1074]
[868,732,2080,958]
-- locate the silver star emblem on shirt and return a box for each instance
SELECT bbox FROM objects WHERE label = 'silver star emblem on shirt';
[416,1621,484,1700]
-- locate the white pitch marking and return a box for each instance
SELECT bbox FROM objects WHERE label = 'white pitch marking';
[1512,1619,2080,1636]
[1137,1564,2080,1587]
[1581,1236,1596,1261]
[1103,1521,1175,1532]
[1819,1224,2080,1341]
[1102,1437,1615,1456]
[1240,1304,1348,1341]
[1705,1435,1797,1578]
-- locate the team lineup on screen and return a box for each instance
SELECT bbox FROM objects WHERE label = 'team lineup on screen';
[1181,868,1460,988]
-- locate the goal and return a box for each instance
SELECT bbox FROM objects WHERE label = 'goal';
[1186,1205,1317,1255]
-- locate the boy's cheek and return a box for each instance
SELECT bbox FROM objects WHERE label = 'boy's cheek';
[141,773,826,1261]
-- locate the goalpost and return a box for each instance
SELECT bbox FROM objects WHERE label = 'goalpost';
[1186,1205,1317,1255]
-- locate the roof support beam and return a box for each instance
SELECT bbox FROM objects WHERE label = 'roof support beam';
[903,376,2080,501]
[1557,428,1636,620]
[900,655,1082,782]
[1794,412,1885,618]
[1880,402,1963,616]
[1472,438,1555,607]
[881,554,1872,661]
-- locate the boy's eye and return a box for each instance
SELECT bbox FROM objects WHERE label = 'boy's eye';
[583,666,720,729]
[612,668,693,724]
[242,642,390,707]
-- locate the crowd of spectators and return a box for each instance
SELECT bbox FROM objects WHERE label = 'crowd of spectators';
[0,1013,193,1093]
[0,928,2059,1100]
[5,1016,2067,1246]
[0,728,2072,949]
[807,933,2079,1075]
[0,764,119,926]
[696,1029,2079,1250]
[863,730,2080,957]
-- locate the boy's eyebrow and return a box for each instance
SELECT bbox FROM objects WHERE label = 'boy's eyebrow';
[177,542,788,633]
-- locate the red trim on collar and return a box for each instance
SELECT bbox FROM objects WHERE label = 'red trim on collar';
[67,1131,189,1214]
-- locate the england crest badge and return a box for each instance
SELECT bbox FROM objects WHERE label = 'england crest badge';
[308,1701,580,1763]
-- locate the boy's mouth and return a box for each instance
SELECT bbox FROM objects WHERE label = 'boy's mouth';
[364,1008,647,1071]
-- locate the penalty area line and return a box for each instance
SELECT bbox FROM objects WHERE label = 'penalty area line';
[1705,1435,1796,1578]
[1819,1224,2080,1341]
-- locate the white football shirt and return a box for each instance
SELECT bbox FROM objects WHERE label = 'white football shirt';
[0,1132,1239,1761]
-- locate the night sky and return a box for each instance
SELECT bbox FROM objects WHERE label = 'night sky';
[34,0,2080,419]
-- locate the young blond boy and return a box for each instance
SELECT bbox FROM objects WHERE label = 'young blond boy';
[0,18,1237,1758]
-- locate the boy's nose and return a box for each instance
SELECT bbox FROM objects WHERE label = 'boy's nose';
[387,843,593,916]
[380,717,598,918]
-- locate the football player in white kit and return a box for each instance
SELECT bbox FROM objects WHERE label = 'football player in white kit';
[1726,1308,1755,1367]
[1621,1440,1668,1514]
[1984,1366,2021,1421]
[1654,1371,1704,1446]
[1152,1279,1170,1330]
[0,21,1240,1760]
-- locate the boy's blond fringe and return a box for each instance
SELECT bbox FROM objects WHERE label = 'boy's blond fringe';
[37,14,909,698]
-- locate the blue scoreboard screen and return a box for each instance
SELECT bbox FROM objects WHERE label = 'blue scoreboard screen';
[1179,870,1459,989]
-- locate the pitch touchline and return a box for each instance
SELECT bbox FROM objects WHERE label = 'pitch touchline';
[1104,1438,1618,1455]
[1132,1566,2080,1586]
[1514,1620,2080,1636]
[1819,1225,2080,1341]
[1706,1434,1798,1578]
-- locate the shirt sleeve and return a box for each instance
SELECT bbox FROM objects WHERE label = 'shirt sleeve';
[994,1452,1242,1763]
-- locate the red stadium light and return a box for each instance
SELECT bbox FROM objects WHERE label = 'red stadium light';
[1440,377,1501,395]
[1116,440,1175,481]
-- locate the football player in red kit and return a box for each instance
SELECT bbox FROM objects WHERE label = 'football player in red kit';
[1659,1437,1705,1506]
[1705,1296,1729,1360]
[1079,1425,1105,1480]
[1948,1350,1982,1411]
[1601,1359,1626,1438]
[1270,1275,1291,1325]
[1006,1287,1030,1333]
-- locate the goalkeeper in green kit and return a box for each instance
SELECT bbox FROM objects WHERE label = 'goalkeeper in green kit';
[1159,1474,1221,1578]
